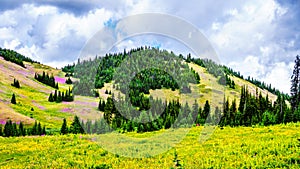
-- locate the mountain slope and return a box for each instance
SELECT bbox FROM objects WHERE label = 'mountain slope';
[0,48,284,130]
[0,56,100,129]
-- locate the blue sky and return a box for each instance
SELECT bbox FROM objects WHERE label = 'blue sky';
[0,0,299,93]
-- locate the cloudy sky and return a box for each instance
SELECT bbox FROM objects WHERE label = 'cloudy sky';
[0,0,299,93]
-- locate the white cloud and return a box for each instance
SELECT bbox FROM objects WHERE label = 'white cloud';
[0,4,114,67]
[264,62,293,94]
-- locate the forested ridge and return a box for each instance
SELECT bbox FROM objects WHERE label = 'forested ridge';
[0,47,38,68]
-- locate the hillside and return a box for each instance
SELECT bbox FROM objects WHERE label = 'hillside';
[0,56,100,129]
[0,47,288,131]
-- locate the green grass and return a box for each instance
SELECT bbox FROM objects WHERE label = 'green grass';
[0,123,299,168]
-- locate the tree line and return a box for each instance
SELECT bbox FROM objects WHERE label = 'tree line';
[219,86,298,126]
[48,88,74,103]
[34,71,59,89]
[0,48,38,68]
[0,120,46,137]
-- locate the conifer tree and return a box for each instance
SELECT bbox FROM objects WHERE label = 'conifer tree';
[19,122,26,136]
[11,93,16,104]
[42,126,46,135]
[32,121,37,135]
[65,77,73,84]
[61,118,68,135]
[37,122,42,135]
[291,55,300,112]
[12,123,17,136]
[203,100,210,120]
[4,120,12,137]
[48,93,54,102]
[104,97,114,124]
[70,116,84,134]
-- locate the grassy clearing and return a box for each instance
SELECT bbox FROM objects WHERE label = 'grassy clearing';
[0,123,299,168]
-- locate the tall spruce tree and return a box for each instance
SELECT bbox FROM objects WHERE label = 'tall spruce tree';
[61,118,68,135]
[291,55,300,112]
[11,93,16,104]
[70,116,84,134]
[19,122,26,136]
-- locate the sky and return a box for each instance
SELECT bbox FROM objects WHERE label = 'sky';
[0,0,299,94]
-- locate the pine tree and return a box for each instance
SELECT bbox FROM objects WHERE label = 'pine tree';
[48,93,54,102]
[104,97,114,124]
[61,118,68,135]
[57,91,62,103]
[290,55,300,112]
[19,122,26,136]
[42,126,46,135]
[32,121,37,135]
[11,93,16,104]
[37,122,42,135]
[4,120,12,137]
[70,116,84,134]
[12,123,17,136]
[65,77,73,84]
[203,100,210,121]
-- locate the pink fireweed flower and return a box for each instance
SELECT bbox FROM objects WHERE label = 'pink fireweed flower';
[54,76,66,84]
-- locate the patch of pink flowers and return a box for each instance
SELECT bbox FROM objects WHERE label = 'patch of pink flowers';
[54,76,66,84]
[61,107,73,113]
[74,100,97,107]
[0,120,6,125]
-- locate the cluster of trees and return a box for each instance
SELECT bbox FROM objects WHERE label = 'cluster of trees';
[62,63,75,73]
[48,88,74,103]
[94,86,298,133]
[60,116,85,134]
[72,47,199,97]
[72,57,101,96]
[0,48,38,68]
[34,72,58,89]
[65,77,72,84]
[95,95,203,133]
[219,86,298,126]
[11,78,20,88]
[0,120,46,137]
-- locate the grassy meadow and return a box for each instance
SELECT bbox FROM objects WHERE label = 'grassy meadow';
[0,123,299,169]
